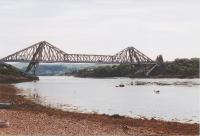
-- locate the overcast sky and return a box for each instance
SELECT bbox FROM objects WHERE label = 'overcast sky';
[0,0,199,61]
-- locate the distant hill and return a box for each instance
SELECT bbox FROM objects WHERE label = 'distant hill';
[34,64,95,76]
[4,58,199,78]
[75,58,200,78]
[9,63,95,76]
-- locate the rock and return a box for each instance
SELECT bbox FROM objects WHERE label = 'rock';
[0,102,11,109]
[0,121,9,127]
[153,90,160,94]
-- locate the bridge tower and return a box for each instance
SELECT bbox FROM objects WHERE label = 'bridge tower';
[25,42,45,75]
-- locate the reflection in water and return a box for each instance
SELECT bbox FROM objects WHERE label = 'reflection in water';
[15,76,200,123]
[19,88,42,104]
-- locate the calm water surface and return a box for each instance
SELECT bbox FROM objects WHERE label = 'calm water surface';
[15,76,200,123]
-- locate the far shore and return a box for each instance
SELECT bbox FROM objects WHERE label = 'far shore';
[0,84,199,135]
[73,74,199,79]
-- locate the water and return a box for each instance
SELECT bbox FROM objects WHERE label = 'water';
[15,76,200,123]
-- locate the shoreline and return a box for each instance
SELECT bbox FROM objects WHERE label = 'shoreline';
[74,75,199,79]
[0,74,39,84]
[0,84,199,135]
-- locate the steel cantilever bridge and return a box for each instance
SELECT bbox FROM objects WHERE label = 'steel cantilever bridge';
[1,41,158,75]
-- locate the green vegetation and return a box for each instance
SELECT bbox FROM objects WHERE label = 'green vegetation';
[164,58,199,77]
[0,63,22,76]
[76,58,199,78]
[77,64,133,77]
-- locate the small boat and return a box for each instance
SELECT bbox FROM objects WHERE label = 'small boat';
[119,84,125,87]
[116,83,125,87]
[154,90,160,94]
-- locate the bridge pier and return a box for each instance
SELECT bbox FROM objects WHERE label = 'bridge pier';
[26,61,40,75]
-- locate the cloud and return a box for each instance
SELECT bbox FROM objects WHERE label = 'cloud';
[0,0,199,60]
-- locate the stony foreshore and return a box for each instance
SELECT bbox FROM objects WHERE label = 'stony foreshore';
[0,109,166,135]
[0,84,199,135]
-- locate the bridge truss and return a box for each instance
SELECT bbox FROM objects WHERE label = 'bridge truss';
[1,41,157,75]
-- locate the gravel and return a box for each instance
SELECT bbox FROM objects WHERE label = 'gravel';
[0,109,159,135]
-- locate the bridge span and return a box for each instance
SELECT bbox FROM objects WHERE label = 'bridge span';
[1,41,158,75]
